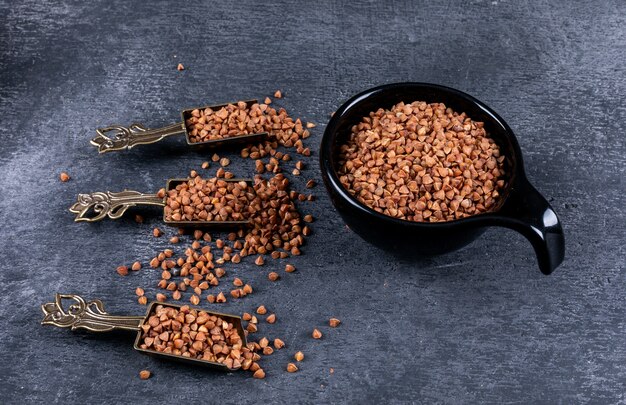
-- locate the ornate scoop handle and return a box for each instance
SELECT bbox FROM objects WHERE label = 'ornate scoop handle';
[69,190,165,222]
[41,294,143,332]
[90,122,185,154]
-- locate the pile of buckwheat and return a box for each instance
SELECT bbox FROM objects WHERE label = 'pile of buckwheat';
[121,92,338,379]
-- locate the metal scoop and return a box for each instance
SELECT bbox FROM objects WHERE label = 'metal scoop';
[69,178,253,226]
[41,293,247,370]
[90,100,269,154]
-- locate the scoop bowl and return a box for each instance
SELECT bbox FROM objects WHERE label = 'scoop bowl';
[319,82,565,275]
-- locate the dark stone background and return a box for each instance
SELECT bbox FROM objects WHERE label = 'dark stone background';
[1,0,624,403]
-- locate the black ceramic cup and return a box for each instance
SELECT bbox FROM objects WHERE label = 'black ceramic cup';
[319,83,565,275]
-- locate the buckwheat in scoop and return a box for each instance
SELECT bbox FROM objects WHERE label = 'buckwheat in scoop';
[138,304,262,372]
[164,178,255,222]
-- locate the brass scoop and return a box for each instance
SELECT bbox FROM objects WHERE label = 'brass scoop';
[41,293,247,370]
[69,178,252,226]
[90,100,269,154]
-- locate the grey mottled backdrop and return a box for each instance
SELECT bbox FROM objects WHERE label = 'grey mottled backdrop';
[1,0,625,403]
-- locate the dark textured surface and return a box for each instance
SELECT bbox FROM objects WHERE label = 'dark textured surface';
[1,1,625,403]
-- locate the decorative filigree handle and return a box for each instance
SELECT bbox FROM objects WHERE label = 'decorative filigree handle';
[41,294,144,332]
[69,190,165,222]
[90,122,185,153]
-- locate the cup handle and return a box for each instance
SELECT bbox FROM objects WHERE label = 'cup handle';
[491,180,565,275]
